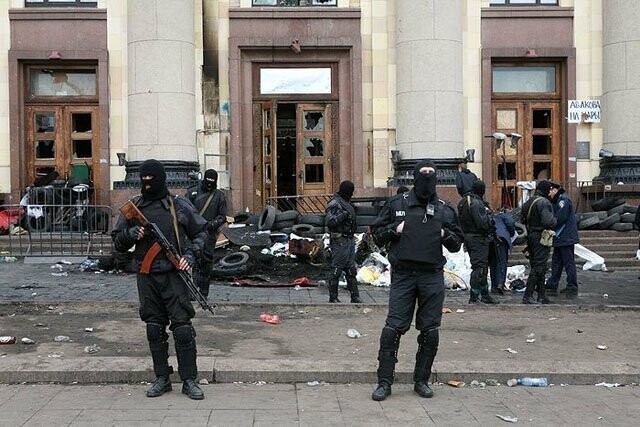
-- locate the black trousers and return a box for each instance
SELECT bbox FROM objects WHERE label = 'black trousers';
[137,271,195,328]
[465,235,491,296]
[385,270,445,333]
[524,232,551,298]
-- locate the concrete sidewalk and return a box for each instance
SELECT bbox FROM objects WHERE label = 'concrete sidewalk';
[0,303,638,385]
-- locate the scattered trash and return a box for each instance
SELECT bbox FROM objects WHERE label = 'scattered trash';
[51,272,69,277]
[602,293,609,299]
[54,335,71,342]
[259,313,280,324]
[442,307,453,314]
[0,256,18,263]
[470,380,479,386]
[47,353,63,358]
[317,279,327,287]
[199,378,210,385]
[307,380,320,387]
[596,345,608,350]
[502,348,518,354]
[595,382,622,388]
[576,329,583,333]
[239,245,250,252]
[21,337,35,345]
[509,278,526,292]
[447,380,465,388]
[363,308,372,314]
[34,323,47,328]
[456,309,465,313]
[85,327,94,332]
[548,317,559,321]
[291,277,311,286]
[346,329,361,339]
[293,285,301,291]
[575,243,607,271]
[485,379,499,386]
[31,292,37,297]
[79,259,101,272]
[526,333,536,343]
[58,259,72,265]
[0,336,17,345]
[496,414,518,423]
[253,381,266,386]
[507,377,548,387]
[84,344,100,354]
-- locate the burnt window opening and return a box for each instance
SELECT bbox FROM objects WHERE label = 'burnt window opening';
[497,162,517,181]
[73,140,92,159]
[532,110,551,128]
[36,140,55,159]
[72,113,92,133]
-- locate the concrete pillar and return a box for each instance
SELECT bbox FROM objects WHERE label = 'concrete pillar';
[395,0,463,159]
[602,0,640,155]
[127,0,196,161]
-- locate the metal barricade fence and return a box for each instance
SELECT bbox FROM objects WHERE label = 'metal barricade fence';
[0,202,113,257]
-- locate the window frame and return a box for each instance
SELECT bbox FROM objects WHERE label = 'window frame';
[253,63,339,101]
[25,0,97,7]
[25,64,100,104]
[489,0,558,6]
[491,62,562,100]
[251,0,338,7]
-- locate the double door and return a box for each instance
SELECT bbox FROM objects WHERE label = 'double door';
[256,102,334,208]
[25,105,99,196]
[491,101,561,208]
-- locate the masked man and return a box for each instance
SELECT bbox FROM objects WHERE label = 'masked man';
[113,159,208,400]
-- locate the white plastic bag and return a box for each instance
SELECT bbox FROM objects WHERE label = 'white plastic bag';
[574,243,607,271]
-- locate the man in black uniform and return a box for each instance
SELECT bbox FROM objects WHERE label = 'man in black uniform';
[457,180,499,304]
[370,160,464,401]
[455,162,478,197]
[112,159,208,400]
[186,169,227,299]
[325,180,363,303]
[521,180,557,305]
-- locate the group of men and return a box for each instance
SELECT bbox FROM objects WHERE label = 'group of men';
[112,157,578,404]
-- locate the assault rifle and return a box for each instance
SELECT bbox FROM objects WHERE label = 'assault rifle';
[119,200,215,315]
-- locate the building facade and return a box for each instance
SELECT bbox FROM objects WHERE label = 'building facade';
[0,0,637,212]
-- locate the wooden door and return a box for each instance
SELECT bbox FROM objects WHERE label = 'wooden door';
[296,103,333,197]
[491,102,561,208]
[25,105,100,194]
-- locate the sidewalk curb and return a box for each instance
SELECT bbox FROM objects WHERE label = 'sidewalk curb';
[0,357,637,386]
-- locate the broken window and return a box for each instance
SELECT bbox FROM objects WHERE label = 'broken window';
[304,111,324,131]
[304,138,324,157]
[30,69,96,96]
[35,113,55,133]
[252,0,337,6]
[36,140,55,159]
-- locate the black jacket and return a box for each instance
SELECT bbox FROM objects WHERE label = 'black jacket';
[457,193,495,236]
[185,184,227,233]
[372,190,463,271]
[521,192,557,232]
[325,193,357,236]
[112,195,208,273]
[455,169,478,196]
[552,193,579,246]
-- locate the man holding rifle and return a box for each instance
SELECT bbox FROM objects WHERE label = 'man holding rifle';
[112,159,208,400]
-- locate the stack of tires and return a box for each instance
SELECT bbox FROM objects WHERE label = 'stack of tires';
[576,197,637,231]
[354,204,381,233]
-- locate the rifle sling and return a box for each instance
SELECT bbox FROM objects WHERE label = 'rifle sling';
[199,192,215,216]
[140,242,162,274]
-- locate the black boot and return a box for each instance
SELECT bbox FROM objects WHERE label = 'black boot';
[372,383,392,401]
[413,328,438,398]
[182,378,204,400]
[480,293,499,304]
[522,294,538,304]
[536,283,553,304]
[173,325,204,400]
[147,375,172,397]
[372,326,400,401]
[328,278,341,303]
[346,274,363,304]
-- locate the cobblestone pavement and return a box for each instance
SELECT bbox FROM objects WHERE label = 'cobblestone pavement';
[1,383,637,426]
[1,259,639,306]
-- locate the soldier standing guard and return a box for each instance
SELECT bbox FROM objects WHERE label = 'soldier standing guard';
[112,159,208,400]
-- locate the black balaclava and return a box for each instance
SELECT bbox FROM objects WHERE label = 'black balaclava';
[413,159,437,201]
[139,159,169,201]
[472,180,486,198]
[536,180,552,198]
[203,169,218,191]
[338,180,355,201]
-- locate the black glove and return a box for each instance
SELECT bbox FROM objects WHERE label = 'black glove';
[182,253,195,269]
[207,217,225,235]
[126,226,142,241]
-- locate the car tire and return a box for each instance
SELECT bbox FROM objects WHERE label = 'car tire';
[258,206,277,231]
[300,214,325,227]
[219,251,250,269]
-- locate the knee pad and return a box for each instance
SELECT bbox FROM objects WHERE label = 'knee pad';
[146,323,168,344]
[173,324,196,349]
[418,327,439,356]
[380,326,401,350]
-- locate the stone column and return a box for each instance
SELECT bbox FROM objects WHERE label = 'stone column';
[603,0,640,154]
[127,0,196,161]
[395,0,463,159]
